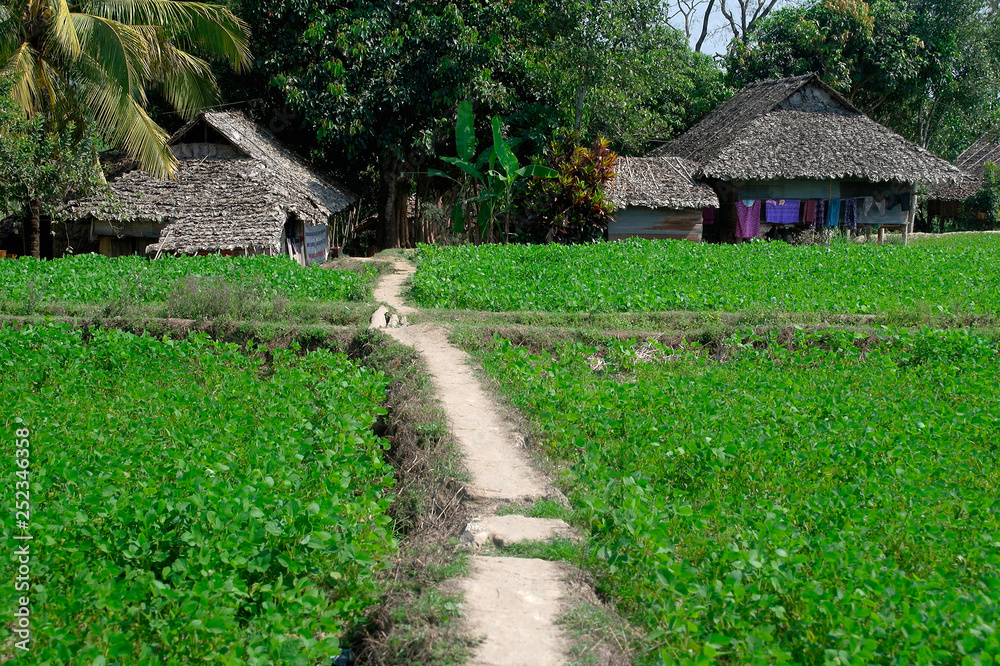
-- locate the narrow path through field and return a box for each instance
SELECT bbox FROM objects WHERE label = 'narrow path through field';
[372,260,578,666]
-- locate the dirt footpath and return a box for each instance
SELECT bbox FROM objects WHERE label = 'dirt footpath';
[373,260,578,666]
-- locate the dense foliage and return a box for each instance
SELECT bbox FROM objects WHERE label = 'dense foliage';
[411,237,1000,314]
[0,254,374,305]
[964,163,1000,229]
[518,134,618,244]
[0,78,103,258]
[478,329,1000,663]
[725,0,1000,158]
[0,325,396,663]
[225,0,725,246]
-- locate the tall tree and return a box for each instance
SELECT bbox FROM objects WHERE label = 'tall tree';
[515,0,726,152]
[0,78,102,258]
[719,0,783,45]
[233,0,502,248]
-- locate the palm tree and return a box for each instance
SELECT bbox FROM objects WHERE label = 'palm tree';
[0,0,251,256]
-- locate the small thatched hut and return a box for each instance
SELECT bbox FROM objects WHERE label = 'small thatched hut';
[648,73,963,244]
[926,135,1000,219]
[605,157,719,241]
[67,111,352,263]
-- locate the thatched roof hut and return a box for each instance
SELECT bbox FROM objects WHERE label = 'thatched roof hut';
[606,157,718,210]
[927,135,1000,203]
[605,157,719,242]
[649,73,962,186]
[67,111,352,259]
[646,73,962,243]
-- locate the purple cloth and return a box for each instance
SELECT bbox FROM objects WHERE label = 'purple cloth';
[843,198,858,229]
[766,199,801,224]
[702,206,716,225]
[735,200,761,239]
[814,199,826,230]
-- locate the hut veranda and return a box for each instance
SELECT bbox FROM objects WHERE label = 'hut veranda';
[611,74,963,244]
[67,112,352,264]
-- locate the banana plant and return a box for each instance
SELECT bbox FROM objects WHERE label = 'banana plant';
[430,100,557,243]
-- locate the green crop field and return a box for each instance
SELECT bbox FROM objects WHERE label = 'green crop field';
[0,254,374,307]
[412,237,1000,315]
[475,329,1000,664]
[1,324,395,664]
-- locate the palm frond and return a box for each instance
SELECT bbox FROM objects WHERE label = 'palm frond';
[76,51,176,178]
[81,0,251,71]
[1,43,41,114]
[72,13,150,100]
[46,0,83,60]
[143,35,218,117]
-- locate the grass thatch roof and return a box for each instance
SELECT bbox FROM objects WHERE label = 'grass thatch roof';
[649,74,963,186]
[66,111,352,255]
[607,157,719,210]
[927,135,1000,201]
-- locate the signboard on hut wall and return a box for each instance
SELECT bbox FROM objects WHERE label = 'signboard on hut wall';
[304,223,329,265]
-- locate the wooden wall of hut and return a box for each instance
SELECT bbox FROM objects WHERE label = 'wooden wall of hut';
[609,207,703,242]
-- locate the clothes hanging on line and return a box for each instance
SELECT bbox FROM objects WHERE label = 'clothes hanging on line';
[801,199,817,225]
[735,200,761,239]
[815,199,826,230]
[843,198,858,229]
[827,198,841,228]
[766,199,800,224]
[873,195,887,215]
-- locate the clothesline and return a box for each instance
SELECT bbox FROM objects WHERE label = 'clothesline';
[702,195,911,239]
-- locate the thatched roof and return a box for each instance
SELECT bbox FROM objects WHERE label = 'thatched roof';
[607,157,719,210]
[927,135,1000,201]
[66,111,352,255]
[649,73,962,186]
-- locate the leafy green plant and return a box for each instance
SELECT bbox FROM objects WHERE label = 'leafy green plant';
[0,324,397,663]
[411,236,1000,315]
[476,329,1000,664]
[0,254,376,313]
[519,132,618,244]
[430,100,557,243]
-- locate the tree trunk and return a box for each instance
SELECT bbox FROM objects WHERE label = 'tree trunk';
[695,0,716,52]
[393,181,409,248]
[26,199,42,259]
[40,213,53,259]
[574,85,586,131]
[378,158,402,250]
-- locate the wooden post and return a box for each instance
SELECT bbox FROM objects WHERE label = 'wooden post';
[877,227,885,245]
[902,189,915,246]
